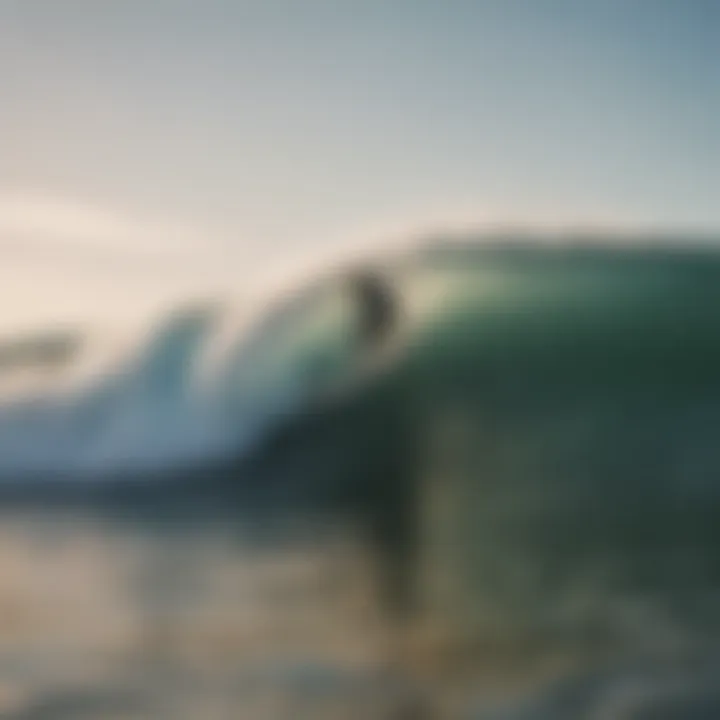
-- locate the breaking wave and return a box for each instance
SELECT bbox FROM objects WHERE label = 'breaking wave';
[0,268,379,478]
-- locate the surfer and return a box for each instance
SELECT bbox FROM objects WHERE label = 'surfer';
[306,267,401,406]
[347,267,399,357]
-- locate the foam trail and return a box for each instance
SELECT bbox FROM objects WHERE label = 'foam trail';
[0,304,237,477]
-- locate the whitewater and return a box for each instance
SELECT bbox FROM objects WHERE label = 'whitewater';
[0,251,415,480]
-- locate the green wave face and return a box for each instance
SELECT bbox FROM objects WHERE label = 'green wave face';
[389,248,720,659]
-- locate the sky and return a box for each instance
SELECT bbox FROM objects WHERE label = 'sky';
[1,0,719,332]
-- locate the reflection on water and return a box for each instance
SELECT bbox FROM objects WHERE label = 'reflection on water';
[5,493,719,720]
[0,514,411,719]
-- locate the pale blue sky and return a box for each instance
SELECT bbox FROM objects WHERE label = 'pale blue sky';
[1,0,718,328]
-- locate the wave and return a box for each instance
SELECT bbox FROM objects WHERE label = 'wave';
[1,235,720,483]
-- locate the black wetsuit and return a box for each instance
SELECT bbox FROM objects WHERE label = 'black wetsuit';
[348,269,398,353]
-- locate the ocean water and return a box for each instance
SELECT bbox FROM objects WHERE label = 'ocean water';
[0,514,406,719]
[1,241,720,717]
